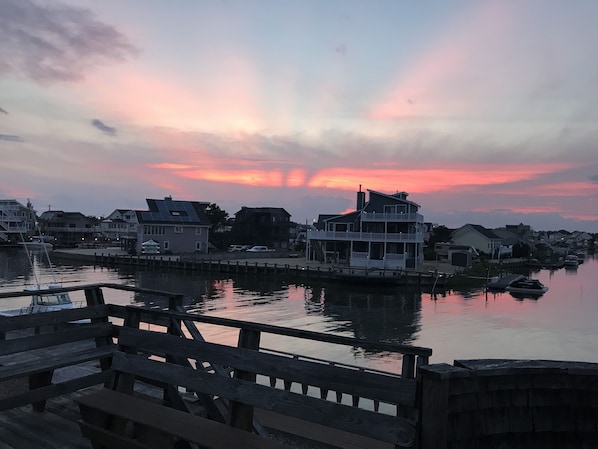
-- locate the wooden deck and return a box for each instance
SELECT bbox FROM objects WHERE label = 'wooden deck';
[0,387,96,449]
[0,388,393,449]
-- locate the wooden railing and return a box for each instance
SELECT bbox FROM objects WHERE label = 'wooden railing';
[0,283,432,448]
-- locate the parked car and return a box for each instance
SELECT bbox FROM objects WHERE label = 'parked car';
[246,245,273,252]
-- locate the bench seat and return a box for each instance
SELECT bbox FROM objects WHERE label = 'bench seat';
[77,388,296,449]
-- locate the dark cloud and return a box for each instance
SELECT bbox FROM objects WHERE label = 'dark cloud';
[0,0,137,83]
[0,134,24,142]
[590,175,598,184]
[0,107,7,114]
[92,119,117,135]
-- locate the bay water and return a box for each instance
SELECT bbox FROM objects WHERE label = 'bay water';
[1,248,596,372]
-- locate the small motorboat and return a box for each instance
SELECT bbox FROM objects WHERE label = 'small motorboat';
[564,255,579,267]
[506,278,548,296]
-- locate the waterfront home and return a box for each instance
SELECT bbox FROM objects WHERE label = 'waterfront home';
[451,224,504,258]
[0,199,36,244]
[135,196,211,254]
[232,207,291,249]
[99,208,139,249]
[38,210,98,245]
[306,187,425,270]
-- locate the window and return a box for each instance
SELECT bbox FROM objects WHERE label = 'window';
[144,226,165,235]
[195,242,202,251]
[164,241,170,250]
[174,226,183,233]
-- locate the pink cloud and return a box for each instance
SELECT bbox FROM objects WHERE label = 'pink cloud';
[367,2,519,121]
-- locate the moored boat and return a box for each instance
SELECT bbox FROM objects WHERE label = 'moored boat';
[505,278,548,296]
[18,236,54,250]
[564,255,579,267]
[0,284,76,316]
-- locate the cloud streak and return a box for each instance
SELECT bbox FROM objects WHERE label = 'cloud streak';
[0,134,23,142]
[92,119,117,135]
[0,0,136,83]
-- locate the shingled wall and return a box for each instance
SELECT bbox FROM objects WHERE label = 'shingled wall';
[419,359,598,449]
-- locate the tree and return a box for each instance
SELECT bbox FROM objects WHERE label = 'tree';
[204,203,229,228]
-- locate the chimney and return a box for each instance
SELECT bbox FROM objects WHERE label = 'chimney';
[356,185,365,210]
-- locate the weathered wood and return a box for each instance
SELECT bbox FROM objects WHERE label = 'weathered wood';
[229,328,261,431]
[0,322,113,356]
[0,370,113,411]
[419,365,451,449]
[112,351,416,446]
[77,388,296,449]
[119,327,417,406]
[84,286,106,306]
[0,304,111,332]
[0,345,115,381]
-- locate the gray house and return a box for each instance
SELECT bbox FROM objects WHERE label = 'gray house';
[307,187,425,269]
[451,224,503,258]
[135,197,211,254]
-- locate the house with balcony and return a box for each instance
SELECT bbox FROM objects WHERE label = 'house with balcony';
[38,210,98,245]
[100,209,139,250]
[135,197,211,254]
[0,199,37,244]
[306,188,425,270]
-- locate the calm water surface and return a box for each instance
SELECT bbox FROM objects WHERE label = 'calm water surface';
[1,248,596,371]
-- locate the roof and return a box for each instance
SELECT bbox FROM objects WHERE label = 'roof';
[367,189,421,209]
[457,224,502,240]
[234,207,291,217]
[136,198,210,225]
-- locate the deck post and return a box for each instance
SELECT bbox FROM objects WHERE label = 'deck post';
[84,286,106,306]
[229,328,261,431]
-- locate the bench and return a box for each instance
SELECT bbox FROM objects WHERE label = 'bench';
[77,388,295,449]
[76,326,419,449]
[0,304,115,412]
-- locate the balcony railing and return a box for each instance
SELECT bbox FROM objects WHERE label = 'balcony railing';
[307,230,423,243]
[359,212,423,223]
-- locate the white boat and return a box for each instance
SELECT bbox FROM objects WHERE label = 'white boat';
[18,236,54,250]
[2,232,86,322]
[0,284,75,316]
[564,255,579,267]
[506,278,548,296]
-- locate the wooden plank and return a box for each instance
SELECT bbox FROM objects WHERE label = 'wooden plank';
[119,327,416,406]
[77,389,296,449]
[0,305,110,332]
[0,323,113,356]
[256,408,395,449]
[0,346,115,381]
[79,420,151,449]
[229,328,260,431]
[113,353,416,446]
[116,304,432,357]
[0,370,113,411]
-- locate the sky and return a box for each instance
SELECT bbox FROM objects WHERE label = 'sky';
[1,0,598,233]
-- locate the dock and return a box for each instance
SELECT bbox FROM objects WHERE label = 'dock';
[53,248,457,288]
[486,273,523,290]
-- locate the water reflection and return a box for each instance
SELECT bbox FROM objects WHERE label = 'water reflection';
[1,249,597,365]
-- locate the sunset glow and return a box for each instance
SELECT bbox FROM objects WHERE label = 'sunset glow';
[1,0,597,232]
